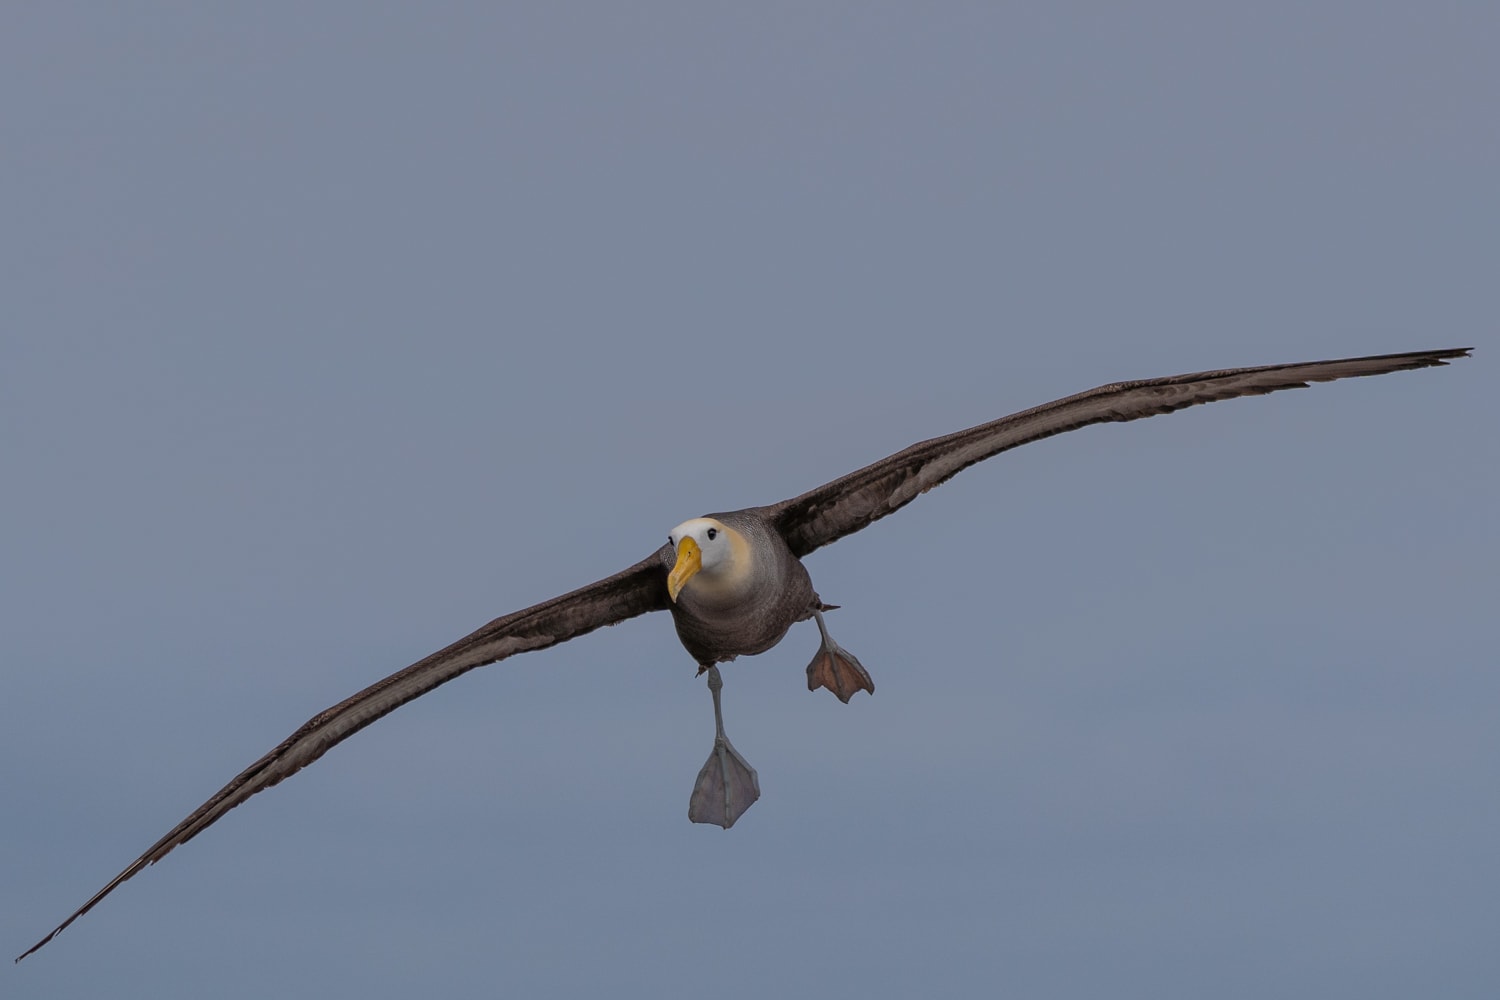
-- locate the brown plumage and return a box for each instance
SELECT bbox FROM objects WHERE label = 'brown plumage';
[17,347,1470,961]
[666,511,814,665]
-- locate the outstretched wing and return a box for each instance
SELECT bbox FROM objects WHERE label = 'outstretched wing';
[767,348,1471,558]
[18,548,672,962]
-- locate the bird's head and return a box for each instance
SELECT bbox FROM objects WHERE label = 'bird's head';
[666,517,747,602]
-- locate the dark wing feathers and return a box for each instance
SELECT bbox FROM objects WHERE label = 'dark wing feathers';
[767,348,1471,558]
[17,549,671,963]
[21,346,1471,961]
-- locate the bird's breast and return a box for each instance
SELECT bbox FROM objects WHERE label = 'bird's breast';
[668,560,815,665]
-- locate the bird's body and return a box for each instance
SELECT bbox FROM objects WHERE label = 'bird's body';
[18,347,1472,962]
[664,511,817,666]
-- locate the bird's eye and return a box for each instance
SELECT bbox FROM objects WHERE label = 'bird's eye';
[706,528,718,541]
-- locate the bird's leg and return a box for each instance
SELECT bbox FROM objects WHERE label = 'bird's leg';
[687,665,761,829]
[805,607,874,704]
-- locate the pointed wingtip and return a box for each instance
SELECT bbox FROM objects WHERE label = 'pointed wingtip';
[16,928,58,964]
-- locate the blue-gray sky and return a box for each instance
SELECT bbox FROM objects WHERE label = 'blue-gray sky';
[4,4,1495,997]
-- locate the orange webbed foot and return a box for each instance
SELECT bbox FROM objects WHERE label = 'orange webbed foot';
[805,608,874,704]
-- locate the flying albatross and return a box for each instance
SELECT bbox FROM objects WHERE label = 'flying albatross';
[18,347,1470,961]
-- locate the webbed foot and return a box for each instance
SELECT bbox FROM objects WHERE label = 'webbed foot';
[688,734,761,828]
[805,608,874,703]
[688,665,760,828]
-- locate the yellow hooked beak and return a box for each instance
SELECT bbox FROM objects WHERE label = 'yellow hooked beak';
[666,536,702,603]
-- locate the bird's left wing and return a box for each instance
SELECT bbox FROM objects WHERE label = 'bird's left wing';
[17,547,673,962]
[765,348,1471,558]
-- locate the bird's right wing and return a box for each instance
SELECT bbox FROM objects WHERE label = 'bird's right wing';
[766,348,1471,558]
[18,546,673,962]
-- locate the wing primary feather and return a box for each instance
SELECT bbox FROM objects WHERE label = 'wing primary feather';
[16,550,671,963]
[767,348,1471,557]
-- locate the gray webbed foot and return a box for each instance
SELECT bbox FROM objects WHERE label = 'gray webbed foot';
[805,608,874,704]
[688,666,760,829]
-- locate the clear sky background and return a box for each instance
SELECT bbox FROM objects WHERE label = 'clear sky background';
[3,4,1495,998]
